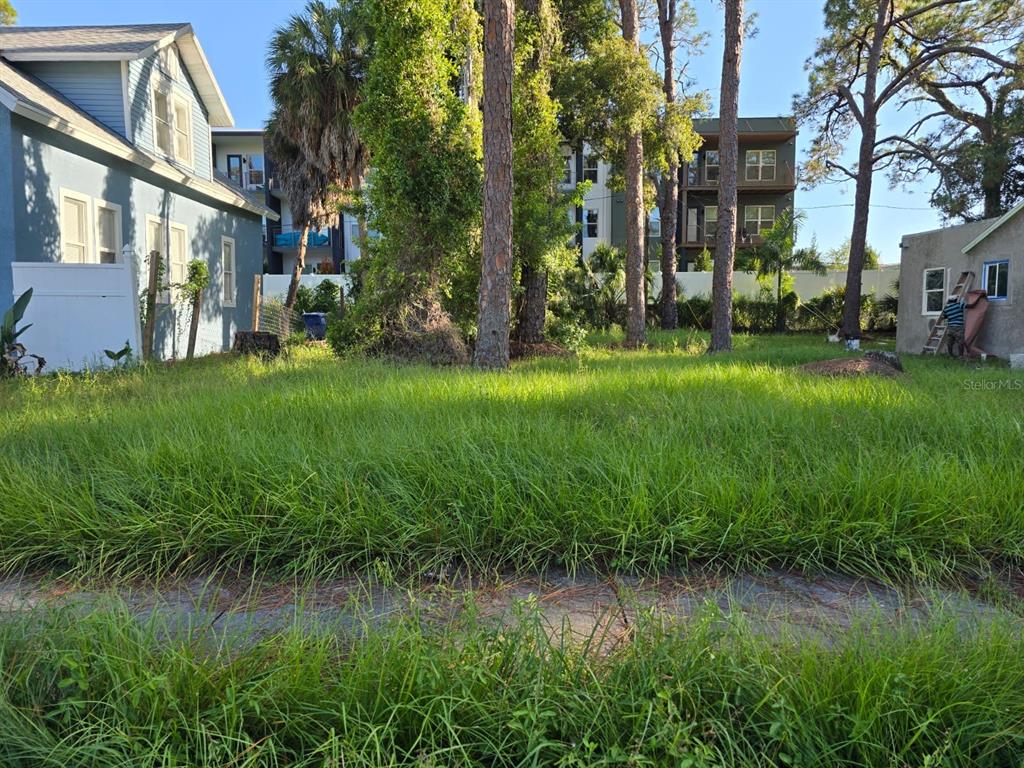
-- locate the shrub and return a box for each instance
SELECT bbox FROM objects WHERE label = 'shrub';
[294,281,342,315]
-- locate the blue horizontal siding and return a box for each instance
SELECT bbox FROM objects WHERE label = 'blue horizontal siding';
[127,47,211,181]
[20,61,126,138]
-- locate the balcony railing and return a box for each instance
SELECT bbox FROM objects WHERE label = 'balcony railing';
[265,224,334,250]
[683,162,797,189]
[682,224,767,247]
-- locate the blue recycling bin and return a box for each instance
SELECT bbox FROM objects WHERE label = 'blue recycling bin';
[302,312,328,340]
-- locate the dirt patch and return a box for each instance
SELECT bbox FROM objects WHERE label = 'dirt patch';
[509,340,573,360]
[801,356,904,378]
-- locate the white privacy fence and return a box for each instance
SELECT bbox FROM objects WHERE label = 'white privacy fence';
[651,266,900,301]
[12,257,142,372]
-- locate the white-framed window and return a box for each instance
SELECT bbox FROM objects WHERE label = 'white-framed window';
[585,209,599,238]
[221,236,236,307]
[705,151,720,184]
[94,200,122,264]
[172,95,193,167]
[59,188,91,263]
[153,89,172,157]
[350,221,361,241]
[583,155,599,184]
[922,267,946,315]
[745,149,777,181]
[146,215,169,303]
[744,205,775,236]
[168,223,188,301]
[704,205,718,239]
[562,155,572,185]
[983,260,1009,301]
[152,81,193,167]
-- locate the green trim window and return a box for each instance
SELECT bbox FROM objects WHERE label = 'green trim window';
[705,151,720,184]
[983,260,1009,300]
[745,149,776,181]
[743,205,775,236]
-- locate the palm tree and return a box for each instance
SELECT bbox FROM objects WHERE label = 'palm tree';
[266,0,370,309]
[709,0,743,352]
[737,209,826,331]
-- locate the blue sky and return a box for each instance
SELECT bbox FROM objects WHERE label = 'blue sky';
[15,0,945,262]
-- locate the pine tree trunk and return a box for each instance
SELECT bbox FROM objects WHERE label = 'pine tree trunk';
[709,0,743,353]
[285,223,310,310]
[517,264,547,344]
[620,0,646,349]
[474,0,515,369]
[657,0,679,330]
[840,0,890,341]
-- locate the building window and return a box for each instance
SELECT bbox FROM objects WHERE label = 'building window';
[153,90,172,156]
[59,189,90,263]
[585,209,599,238]
[350,221,361,241]
[922,267,946,314]
[704,205,718,240]
[172,96,193,167]
[222,236,236,307]
[744,205,775,236]
[246,154,265,187]
[745,149,777,181]
[562,155,572,185]
[705,151,720,184]
[95,201,122,264]
[686,161,700,186]
[168,223,188,302]
[147,216,168,303]
[983,260,1009,300]
[226,155,242,186]
[648,212,661,239]
[583,155,599,184]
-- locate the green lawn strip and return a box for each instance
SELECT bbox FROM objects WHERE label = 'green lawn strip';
[0,335,1020,580]
[0,603,1021,766]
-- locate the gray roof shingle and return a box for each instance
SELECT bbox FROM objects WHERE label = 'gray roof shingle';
[0,24,187,57]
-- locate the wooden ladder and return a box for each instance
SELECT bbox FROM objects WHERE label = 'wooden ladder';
[922,270,974,354]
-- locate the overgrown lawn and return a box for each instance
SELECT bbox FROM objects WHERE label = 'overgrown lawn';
[1,334,1021,580]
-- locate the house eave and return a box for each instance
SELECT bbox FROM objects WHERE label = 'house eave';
[5,91,277,220]
[962,201,1024,254]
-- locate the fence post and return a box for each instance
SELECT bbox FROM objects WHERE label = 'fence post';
[142,249,161,362]
[252,273,263,331]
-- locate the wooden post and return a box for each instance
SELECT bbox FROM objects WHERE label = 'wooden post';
[142,249,160,362]
[252,273,263,331]
[186,289,202,360]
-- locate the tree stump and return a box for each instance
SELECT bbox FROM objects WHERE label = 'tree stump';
[232,331,281,358]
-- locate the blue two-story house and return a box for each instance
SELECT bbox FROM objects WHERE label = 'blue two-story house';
[0,23,277,368]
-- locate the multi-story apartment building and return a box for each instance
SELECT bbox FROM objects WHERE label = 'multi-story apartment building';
[214,116,796,279]
[211,128,363,277]
[562,116,797,271]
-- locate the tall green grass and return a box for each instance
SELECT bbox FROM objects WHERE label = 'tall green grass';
[1,335,1021,579]
[1,604,1022,766]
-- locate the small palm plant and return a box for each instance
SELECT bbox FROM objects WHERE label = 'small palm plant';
[2,288,45,377]
[737,209,827,332]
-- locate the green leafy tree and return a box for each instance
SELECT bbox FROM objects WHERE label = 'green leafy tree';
[0,0,15,25]
[181,260,211,360]
[513,0,582,344]
[346,0,482,363]
[826,237,881,269]
[887,33,1024,222]
[794,0,1022,339]
[266,0,370,309]
[737,210,827,331]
